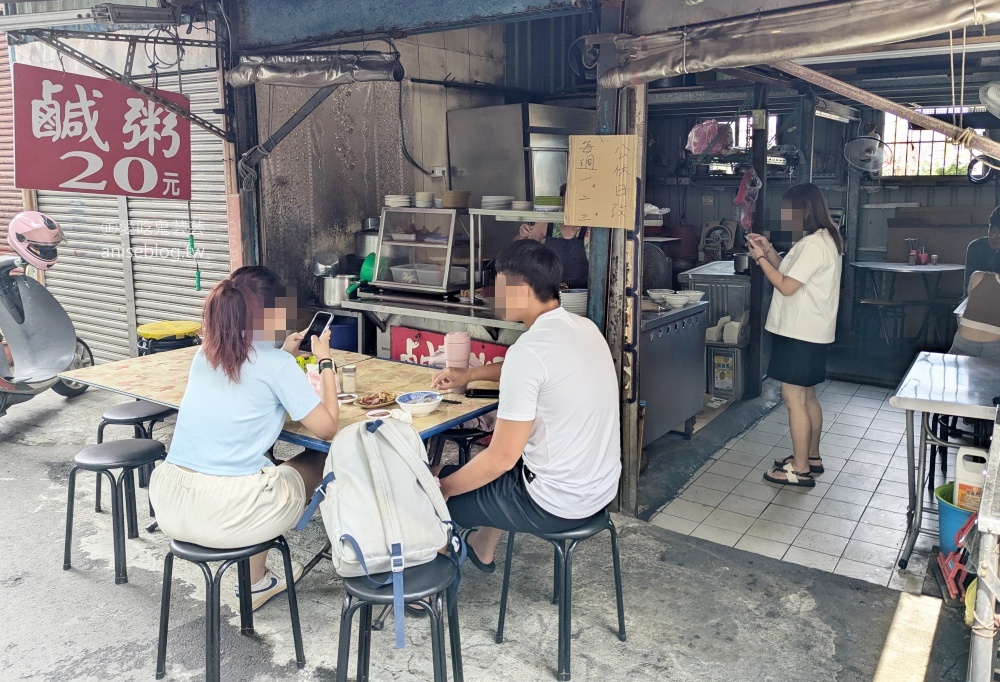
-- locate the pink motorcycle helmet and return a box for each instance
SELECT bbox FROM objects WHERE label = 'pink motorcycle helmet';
[7,211,63,270]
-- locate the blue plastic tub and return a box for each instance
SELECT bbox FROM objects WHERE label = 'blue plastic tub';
[328,318,358,353]
[935,482,974,555]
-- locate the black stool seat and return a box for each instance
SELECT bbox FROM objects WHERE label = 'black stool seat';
[537,511,610,541]
[337,554,463,682]
[157,535,304,682]
[74,439,165,471]
[497,509,625,681]
[102,400,176,423]
[65,439,165,584]
[344,555,458,602]
[169,539,279,563]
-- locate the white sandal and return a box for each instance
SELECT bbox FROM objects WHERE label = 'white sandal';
[763,462,816,488]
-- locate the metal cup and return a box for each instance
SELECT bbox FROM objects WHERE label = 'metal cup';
[931,254,939,265]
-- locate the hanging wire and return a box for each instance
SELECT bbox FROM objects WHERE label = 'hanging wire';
[171,36,200,291]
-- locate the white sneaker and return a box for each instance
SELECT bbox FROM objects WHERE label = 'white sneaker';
[237,561,304,611]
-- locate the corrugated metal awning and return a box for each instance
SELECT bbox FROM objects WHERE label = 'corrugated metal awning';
[601,0,1000,88]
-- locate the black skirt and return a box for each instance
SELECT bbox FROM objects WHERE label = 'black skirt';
[767,332,829,387]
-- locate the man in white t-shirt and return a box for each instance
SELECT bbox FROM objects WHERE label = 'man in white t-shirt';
[432,240,621,573]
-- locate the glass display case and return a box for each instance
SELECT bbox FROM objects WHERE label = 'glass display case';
[372,208,473,295]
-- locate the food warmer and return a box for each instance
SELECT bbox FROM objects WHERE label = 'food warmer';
[371,208,475,296]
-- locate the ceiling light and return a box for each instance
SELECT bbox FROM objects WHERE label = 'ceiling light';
[92,4,182,26]
[815,109,853,123]
[815,97,858,124]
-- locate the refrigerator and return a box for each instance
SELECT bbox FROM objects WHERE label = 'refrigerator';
[447,103,596,259]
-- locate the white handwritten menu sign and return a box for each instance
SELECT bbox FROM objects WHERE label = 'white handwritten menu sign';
[564,134,639,230]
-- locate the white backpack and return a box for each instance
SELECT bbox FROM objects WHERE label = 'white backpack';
[296,418,463,648]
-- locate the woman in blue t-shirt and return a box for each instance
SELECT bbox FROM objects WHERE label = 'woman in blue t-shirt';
[149,266,339,610]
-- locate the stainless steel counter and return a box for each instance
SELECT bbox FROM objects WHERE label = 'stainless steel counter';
[342,298,526,331]
[639,301,709,445]
[641,301,709,332]
[679,260,747,280]
[341,296,526,358]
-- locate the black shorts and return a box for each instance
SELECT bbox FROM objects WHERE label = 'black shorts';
[767,332,829,388]
[442,461,585,535]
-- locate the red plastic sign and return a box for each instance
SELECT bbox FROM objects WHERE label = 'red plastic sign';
[13,63,192,200]
[389,327,509,366]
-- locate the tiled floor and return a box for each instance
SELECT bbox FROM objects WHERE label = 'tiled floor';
[652,380,951,593]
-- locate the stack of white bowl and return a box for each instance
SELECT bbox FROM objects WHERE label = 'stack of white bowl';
[433,198,444,208]
[481,195,514,210]
[559,289,588,315]
[511,200,533,212]
[385,194,412,208]
[414,192,434,208]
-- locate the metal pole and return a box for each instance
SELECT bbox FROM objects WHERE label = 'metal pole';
[746,85,768,399]
[969,533,998,682]
[587,0,624,329]
[616,83,647,516]
[799,94,816,184]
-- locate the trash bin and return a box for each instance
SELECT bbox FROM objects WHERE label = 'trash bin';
[136,321,201,356]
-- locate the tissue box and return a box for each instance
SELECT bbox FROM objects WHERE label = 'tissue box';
[705,315,731,342]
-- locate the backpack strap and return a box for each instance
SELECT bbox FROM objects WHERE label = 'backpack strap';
[377,420,453,523]
[445,520,467,615]
[360,421,409,649]
[294,471,336,531]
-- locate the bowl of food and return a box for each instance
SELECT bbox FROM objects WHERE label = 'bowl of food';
[680,290,705,303]
[662,293,690,308]
[395,391,443,416]
[355,391,397,409]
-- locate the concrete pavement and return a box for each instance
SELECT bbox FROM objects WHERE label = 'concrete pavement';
[0,387,970,681]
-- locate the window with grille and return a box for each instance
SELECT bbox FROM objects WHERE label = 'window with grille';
[882,108,984,176]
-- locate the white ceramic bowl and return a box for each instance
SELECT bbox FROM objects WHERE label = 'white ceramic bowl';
[647,289,675,302]
[395,391,443,416]
[681,290,705,303]
[663,294,690,308]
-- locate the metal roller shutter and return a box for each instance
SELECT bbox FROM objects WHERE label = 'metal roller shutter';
[33,65,229,362]
[0,33,23,254]
[127,70,230,324]
[36,192,131,362]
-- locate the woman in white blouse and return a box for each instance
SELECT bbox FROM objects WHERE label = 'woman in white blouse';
[747,184,844,488]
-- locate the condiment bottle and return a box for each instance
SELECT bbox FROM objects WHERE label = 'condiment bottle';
[341,365,357,393]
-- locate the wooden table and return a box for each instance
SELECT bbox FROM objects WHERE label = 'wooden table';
[58,346,500,450]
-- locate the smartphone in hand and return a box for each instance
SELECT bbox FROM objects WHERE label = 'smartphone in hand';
[299,312,334,353]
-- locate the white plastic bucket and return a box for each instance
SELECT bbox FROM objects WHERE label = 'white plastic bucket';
[954,446,988,512]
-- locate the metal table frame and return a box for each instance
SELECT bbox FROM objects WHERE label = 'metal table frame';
[851,262,964,346]
[890,353,1000,569]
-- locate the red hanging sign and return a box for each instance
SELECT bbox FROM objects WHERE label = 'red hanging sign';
[12,63,192,200]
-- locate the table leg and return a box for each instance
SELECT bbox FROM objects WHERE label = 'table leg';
[968,533,998,682]
[904,410,916,525]
[899,411,929,569]
[887,272,898,300]
[865,271,880,299]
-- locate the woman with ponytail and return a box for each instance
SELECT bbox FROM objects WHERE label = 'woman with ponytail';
[746,184,844,489]
[149,266,339,610]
